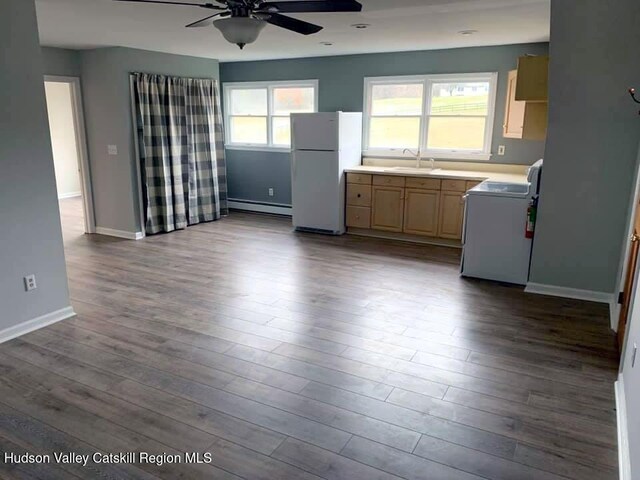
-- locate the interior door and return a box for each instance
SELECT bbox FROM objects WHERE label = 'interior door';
[618,198,640,352]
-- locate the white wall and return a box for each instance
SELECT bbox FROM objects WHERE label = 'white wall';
[45,82,81,199]
[0,0,72,334]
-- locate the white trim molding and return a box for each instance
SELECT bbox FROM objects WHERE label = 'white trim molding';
[615,376,632,480]
[0,306,75,344]
[58,191,82,200]
[362,72,498,162]
[611,300,621,331]
[44,75,96,234]
[223,79,319,150]
[228,199,292,216]
[525,282,614,304]
[96,227,145,240]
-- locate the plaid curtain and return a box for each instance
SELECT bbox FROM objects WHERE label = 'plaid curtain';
[134,73,228,235]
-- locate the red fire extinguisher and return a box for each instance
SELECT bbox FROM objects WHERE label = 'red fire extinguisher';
[526,197,538,239]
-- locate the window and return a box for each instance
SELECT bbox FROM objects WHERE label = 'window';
[224,80,318,150]
[363,73,498,160]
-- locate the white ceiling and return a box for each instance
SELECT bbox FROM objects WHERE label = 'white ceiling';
[35,0,550,62]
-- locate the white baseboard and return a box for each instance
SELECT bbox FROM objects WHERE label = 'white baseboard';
[615,376,632,480]
[96,227,144,240]
[0,306,76,344]
[525,282,614,305]
[228,199,292,216]
[58,191,82,200]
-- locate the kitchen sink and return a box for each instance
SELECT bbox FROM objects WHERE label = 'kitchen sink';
[385,167,440,173]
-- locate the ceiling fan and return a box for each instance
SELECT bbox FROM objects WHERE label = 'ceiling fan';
[114,0,363,49]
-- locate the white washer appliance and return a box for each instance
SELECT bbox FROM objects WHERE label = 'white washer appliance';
[461,160,543,285]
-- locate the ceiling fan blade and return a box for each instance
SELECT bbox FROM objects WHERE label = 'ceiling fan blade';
[186,11,229,27]
[264,12,323,35]
[113,0,224,9]
[257,0,362,13]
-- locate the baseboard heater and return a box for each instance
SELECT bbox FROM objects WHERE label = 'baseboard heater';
[227,199,293,217]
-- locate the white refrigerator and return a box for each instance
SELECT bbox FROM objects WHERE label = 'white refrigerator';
[291,112,362,235]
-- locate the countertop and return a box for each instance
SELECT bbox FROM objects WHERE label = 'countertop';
[345,165,528,184]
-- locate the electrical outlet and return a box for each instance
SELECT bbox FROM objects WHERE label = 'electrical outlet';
[498,145,506,156]
[107,145,118,156]
[268,188,274,197]
[24,275,37,292]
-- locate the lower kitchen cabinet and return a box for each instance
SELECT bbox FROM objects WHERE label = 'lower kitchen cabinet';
[371,186,404,232]
[346,206,371,228]
[438,190,465,240]
[346,173,479,243]
[403,188,440,236]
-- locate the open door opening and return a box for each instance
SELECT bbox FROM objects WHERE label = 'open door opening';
[44,76,94,238]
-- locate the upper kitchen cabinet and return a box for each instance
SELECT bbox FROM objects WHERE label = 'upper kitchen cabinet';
[504,70,548,140]
[515,55,549,102]
[504,55,549,141]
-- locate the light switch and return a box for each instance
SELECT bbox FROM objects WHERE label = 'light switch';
[107,145,118,156]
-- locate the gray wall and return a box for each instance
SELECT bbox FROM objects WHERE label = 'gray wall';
[41,47,81,77]
[220,43,549,205]
[0,0,71,330]
[78,47,220,233]
[529,0,640,294]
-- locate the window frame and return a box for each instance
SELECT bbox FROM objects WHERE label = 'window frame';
[223,80,319,152]
[363,72,498,161]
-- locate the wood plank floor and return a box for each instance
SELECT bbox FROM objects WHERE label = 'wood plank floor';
[0,196,619,479]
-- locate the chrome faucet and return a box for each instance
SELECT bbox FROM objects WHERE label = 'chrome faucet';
[402,149,435,170]
[403,148,422,168]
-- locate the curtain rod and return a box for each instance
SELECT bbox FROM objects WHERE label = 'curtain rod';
[130,72,217,81]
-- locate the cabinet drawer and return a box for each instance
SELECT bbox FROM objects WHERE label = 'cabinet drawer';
[406,177,441,190]
[373,175,406,187]
[346,206,371,228]
[441,179,467,192]
[466,180,483,191]
[347,184,371,206]
[347,173,372,185]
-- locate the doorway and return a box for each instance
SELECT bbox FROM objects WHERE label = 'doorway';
[44,76,94,237]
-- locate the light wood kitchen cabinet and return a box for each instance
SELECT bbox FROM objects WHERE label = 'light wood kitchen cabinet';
[504,70,548,141]
[346,184,371,207]
[346,206,371,228]
[371,186,404,232]
[346,172,477,242]
[438,190,465,240]
[515,55,549,102]
[403,188,440,236]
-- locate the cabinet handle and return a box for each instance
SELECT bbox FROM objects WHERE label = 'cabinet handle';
[357,194,362,198]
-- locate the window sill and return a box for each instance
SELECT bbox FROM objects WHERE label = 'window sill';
[225,145,291,154]
[363,150,492,162]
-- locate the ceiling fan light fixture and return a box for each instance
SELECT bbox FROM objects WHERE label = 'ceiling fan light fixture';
[214,17,266,49]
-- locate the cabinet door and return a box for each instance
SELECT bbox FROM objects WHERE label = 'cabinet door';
[403,189,440,236]
[438,191,465,240]
[504,70,525,138]
[515,55,549,102]
[371,186,404,232]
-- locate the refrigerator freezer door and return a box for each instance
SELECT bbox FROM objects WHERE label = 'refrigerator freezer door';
[292,113,339,151]
[292,151,342,233]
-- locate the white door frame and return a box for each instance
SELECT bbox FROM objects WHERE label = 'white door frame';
[44,75,96,234]
[612,141,640,338]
